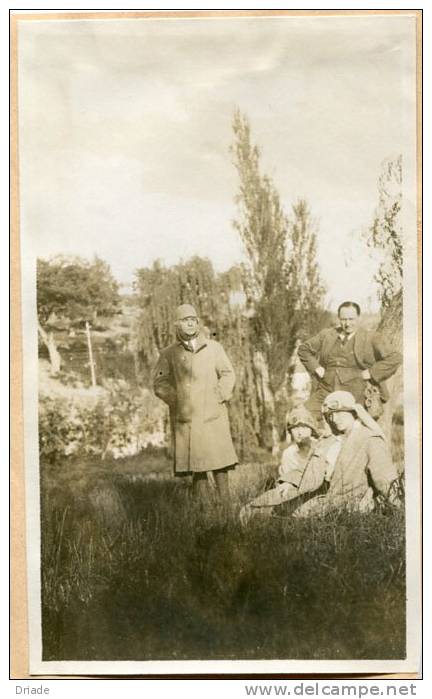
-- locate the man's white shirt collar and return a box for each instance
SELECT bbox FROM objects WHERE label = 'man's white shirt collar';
[337,329,355,341]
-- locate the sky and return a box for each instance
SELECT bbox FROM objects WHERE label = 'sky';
[17,14,417,311]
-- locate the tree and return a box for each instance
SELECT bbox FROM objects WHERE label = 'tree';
[37,256,120,374]
[365,157,404,441]
[230,111,325,440]
[288,198,327,339]
[231,111,297,393]
[367,156,403,310]
[134,256,227,364]
[133,113,326,455]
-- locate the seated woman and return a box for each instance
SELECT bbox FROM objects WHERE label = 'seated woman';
[239,406,319,525]
[288,390,401,518]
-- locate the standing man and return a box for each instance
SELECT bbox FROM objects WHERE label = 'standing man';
[298,301,401,421]
[153,304,238,499]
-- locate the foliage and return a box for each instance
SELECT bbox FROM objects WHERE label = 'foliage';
[37,255,120,327]
[230,112,288,301]
[230,111,326,394]
[41,464,405,661]
[362,157,404,441]
[37,255,121,375]
[288,199,328,340]
[366,156,403,310]
[132,113,327,452]
[134,256,234,364]
[230,110,296,393]
[134,257,275,453]
[39,332,139,388]
[39,384,164,463]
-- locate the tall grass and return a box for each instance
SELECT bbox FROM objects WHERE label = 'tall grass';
[41,454,405,661]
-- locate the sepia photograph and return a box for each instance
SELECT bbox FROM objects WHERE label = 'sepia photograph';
[11,9,422,676]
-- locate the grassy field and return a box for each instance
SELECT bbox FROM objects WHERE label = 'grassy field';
[40,431,406,662]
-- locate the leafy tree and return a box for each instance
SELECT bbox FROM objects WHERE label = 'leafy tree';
[365,157,404,441]
[134,113,326,455]
[288,199,328,340]
[231,110,297,394]
[37,255,120,374]
[134,257,227,363]
[134,256,243,384]
[367,156,403,310]
[230,111,325,439]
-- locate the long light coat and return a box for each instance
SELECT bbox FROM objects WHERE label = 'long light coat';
[153,332,238,474]
[291,420,399,517]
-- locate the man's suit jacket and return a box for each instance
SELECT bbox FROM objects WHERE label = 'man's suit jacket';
[297,326,402,402]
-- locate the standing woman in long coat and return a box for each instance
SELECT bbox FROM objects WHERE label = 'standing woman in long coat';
[153,304,238,498]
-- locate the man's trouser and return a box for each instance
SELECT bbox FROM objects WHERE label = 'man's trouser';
[192,465,233,499]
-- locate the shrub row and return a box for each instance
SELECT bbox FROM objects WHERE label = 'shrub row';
[39,382,166,462]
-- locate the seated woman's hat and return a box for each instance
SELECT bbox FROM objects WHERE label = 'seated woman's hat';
[322,391,357,414]
[322,390,386,440]
[286,405,319,438]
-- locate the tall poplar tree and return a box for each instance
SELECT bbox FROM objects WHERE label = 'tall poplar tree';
[230,110,298,397]
[230,110,326,400]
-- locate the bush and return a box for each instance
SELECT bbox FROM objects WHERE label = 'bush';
[39,382,165,463]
